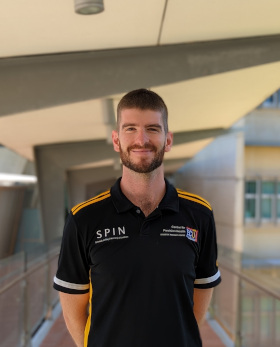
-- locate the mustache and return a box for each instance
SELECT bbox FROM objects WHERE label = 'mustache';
[127,144,157,152]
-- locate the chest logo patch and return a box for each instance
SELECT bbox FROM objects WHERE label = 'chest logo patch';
[186,227,199,242]
[160,225,185,237]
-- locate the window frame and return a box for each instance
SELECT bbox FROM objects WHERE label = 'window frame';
[244,178,280,226]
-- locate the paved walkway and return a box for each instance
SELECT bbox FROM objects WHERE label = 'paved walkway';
[41,312,225,347]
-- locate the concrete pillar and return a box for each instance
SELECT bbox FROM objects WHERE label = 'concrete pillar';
[34,140,115,242]
[0,186,25,258]
[34,148,65,243]
[67,165,121,207]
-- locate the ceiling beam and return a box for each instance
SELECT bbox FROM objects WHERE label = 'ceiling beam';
[33,127,229,170]
[1,34,280,117]
[172,128,230,145]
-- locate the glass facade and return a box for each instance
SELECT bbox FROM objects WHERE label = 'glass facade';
[245,179,280,224]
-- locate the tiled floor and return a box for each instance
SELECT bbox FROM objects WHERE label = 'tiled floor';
[41,313,225,347]
[200,321,226,347]
[40,314,74,347]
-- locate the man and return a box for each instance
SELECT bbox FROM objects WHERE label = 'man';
[53,89,221,347]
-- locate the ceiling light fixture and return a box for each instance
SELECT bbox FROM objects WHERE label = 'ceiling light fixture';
[74,0,104,15]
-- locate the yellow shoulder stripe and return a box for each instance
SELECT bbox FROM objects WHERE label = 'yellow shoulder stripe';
[71,190,111,215]
[177,189,212,211]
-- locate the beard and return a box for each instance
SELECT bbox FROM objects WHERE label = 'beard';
[119,143,165,174]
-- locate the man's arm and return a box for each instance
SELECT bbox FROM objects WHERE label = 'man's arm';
[59,292,90,347]
[193,288,213,326]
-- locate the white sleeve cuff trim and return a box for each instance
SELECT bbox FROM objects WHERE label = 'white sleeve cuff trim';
[194,270,221,285]
[54,276,90,291]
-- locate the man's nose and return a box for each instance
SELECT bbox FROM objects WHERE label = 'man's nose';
[135,130,149,146]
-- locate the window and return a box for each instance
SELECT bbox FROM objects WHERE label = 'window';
[245,179,280,225]
[261,181,274,220]
[245,181,257,219]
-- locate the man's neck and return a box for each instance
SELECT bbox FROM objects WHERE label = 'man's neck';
[120,167,166,217]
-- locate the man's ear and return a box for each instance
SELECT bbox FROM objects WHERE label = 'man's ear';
[164,131,173,152]
[112,130,120,152]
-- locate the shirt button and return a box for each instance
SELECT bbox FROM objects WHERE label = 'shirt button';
[136,209,141,214]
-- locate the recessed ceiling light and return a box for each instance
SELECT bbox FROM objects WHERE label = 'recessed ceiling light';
[74,0,104,15]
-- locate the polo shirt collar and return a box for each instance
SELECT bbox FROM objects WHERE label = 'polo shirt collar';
[159,179,180,213]
[110,177,179,214]
[111,178,134,213]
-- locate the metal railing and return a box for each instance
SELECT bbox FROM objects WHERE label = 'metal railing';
[1,241,279,347]
[0,240,60,347]
[210,246,280,347]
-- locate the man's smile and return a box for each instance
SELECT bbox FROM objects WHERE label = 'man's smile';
[128,144,157,154]
[131,149,153,154]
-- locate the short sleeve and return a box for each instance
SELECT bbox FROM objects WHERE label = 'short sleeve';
[194,211,221,289]
[53,213,90,294]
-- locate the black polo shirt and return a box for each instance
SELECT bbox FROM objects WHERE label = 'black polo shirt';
[54,178,221,347]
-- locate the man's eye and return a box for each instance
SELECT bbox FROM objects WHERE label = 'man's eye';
[148,127,159,132]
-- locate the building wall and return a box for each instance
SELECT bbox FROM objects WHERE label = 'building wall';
[244,225,280,258]
[244,109,280,147]
[245,146,280,176]
[174,132,244,252]
[244,146,280,258]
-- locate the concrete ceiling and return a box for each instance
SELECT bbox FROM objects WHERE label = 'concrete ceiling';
[1,0,280,173]
[2,0,280,57]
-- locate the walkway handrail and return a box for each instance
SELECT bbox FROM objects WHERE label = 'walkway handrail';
[0,243,60,347]
[0,249,59,296]
[212,246,280,347]
[219,262,280,300]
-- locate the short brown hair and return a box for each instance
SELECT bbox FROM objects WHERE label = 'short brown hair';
[117,88,168,133]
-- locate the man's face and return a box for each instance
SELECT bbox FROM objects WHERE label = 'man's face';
[112,108,173,174]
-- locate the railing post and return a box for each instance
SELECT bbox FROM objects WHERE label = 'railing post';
[272,298,276,345]
[19,278,26,347]
[255,292,261,346]
[235,276,243,347]
[45,249,53,320]
[22,259,32,347]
